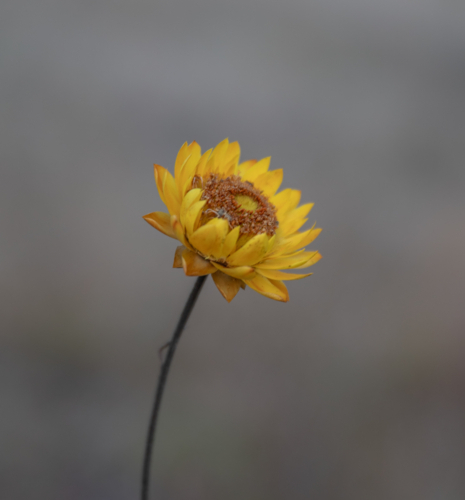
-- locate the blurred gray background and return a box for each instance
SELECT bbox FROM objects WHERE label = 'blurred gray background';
[2,0,465,499]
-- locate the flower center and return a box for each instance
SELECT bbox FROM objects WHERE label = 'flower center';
[235,194,259,211]
[199,174,278,235]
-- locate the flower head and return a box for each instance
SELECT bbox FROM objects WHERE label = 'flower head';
[143,139,321,302]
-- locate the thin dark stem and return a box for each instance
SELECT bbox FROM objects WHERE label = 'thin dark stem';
[141,275,207,500]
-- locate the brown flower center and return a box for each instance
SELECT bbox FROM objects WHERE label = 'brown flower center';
[198,174,278,235]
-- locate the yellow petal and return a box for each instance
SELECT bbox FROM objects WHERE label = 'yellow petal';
[278,203,314,237]
[171,215,190,248]
[236,159,257,176]
[185,200,207,237]
[227,233,269,267]
[291,226,322,251]
[222,154,240,178]
[154,164,167,205]
[212,271,241,302]
[143,212,176,238]
[222,142,241,176]
[294,251,322,269]
[189,218,229,258]
[286,202,314,220]
[173,245,185,268]
[269,280,289,301]
[180,188,202,227]
[164,186,181,218]
[175,155,192,193]
[211,262,256,280]
[182,248,216,276]
[273,226,321,255]
[174,143,189,179]
[178,144,201,195]
[241,157,270,183]
[280,217,308,237]
[272,189,302,216]
[206,138,229,174]
[208,218,230,259]
[224,141,240,164]
[155,164,181,217]
[247,275,289,302]
[195,149,212,177]
[187,141,201,158]
[266,234,276,254]
[184,175,199,193]
[253,169,283,198]
[222,226,240,257]
[256,268,313,281]
[256,250,311,270]
[258,250,320,270]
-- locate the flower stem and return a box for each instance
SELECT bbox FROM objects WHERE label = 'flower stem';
[141,275,207,500]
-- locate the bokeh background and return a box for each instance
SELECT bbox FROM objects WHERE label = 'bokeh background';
[2,0,465,499]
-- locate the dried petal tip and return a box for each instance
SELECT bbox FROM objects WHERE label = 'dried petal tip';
[212,271,242,302]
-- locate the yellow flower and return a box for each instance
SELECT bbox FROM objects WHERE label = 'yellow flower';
[143,139,322,302]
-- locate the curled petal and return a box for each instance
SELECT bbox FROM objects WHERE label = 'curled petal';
[247,275,289,302]
[256,250,310,270]
[257,250,321,270]
[171,215,190,248]
[288,226,321,252]
[212,262,256,280]
[268,280,289,302]
[185,200,207,237]
[195,149,212,177]
[143,212,176,239]
[154,164,166,205]
[181,248,216,276]
[212,271,242,302]
[180,188,202,227]
[206,138,229,174]
[173,245,185,268]
[294,251,322,269]
[178,144,201,195]
[155,164,181,218]
[256,268,313,281]
[174,143,189,179]
[296,226,321,246]
[273,226,321,255]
